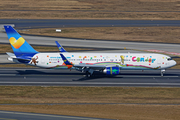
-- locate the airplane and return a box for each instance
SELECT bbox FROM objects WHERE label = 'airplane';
[4,25,176,77]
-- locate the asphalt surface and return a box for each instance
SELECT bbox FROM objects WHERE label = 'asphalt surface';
[0,68,179,87]
[0,32,180,53]
[0,111,110,120]
[1,19,180,29]
[0,19,180,53]
[0,19,179,119]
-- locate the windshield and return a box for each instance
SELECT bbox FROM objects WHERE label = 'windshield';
[167,58,172,61]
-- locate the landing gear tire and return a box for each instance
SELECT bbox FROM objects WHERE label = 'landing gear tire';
[161,69,165,77]
[86,72,93,78]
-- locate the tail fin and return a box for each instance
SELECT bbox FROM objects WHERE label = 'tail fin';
[55,41,67,52]
[4,26,38,57]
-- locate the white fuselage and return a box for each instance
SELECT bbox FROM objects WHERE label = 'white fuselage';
[28,52,176,70]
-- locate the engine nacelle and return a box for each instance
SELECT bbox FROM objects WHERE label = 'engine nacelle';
[103,67,120,75]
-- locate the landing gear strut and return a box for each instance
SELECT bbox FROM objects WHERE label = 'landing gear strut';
[85,69,94,77]
[86,71,91,77]
[161,69,165,77]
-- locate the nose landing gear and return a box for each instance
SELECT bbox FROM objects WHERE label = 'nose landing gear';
[161,69,165,77]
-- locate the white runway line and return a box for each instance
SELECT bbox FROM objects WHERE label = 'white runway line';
[0,111,101,120]
[0,82,180,86]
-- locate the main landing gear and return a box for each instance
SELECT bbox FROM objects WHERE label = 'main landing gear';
[81,67,94,77]
[85,69,94,77]
[161,69,165,77]
[86,71,92,77]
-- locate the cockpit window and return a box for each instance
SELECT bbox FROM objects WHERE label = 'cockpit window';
[167,58,172,61]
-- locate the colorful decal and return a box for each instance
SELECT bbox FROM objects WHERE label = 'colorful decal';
[48,65,74,69]
[9,37,25,49]
[132,56,156,63]
[48,61,160,70]
[106,67,119,75]
[30,56,38,65]
[79,56,81,58]
[120,55,125,64]
[62,62,73,69]
[83,56,87,60]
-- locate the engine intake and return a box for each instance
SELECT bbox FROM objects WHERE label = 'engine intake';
[103,67,120,75]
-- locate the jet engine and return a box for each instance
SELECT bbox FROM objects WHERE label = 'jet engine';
[103,67,120,75]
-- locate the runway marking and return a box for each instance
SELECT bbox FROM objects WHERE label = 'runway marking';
[118,76,179,78]
[0,74,179,78]
[0,118,16,120]
[0,74,17,76]
[0,111,102,120]
[0,82,180,86]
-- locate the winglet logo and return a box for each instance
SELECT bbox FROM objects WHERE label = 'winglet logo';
[9,37,25,49]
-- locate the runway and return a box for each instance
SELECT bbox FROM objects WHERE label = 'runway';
[0,32,180,53]
[0,19,180,53]
[1,19,180,29]
[0,110,109,120]
[0,20,180,87]
[0,68,180,87]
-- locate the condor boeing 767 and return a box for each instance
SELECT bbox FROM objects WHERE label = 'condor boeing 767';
[4,26,176,77]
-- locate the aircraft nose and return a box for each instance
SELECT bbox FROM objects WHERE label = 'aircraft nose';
[172,60,176,66]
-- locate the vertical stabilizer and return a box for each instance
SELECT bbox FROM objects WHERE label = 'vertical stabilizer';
[4,25,38,57]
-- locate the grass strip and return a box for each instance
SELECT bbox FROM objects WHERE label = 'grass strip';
[19,27,180,44]
[0,0,180,20]
[0,44,91,53]
[0,86,179,120]
[0,86,179,104]
[0,104,179,120]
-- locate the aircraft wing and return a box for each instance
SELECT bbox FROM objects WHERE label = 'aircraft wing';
[74,64,106,70]
[60,53,119,71]
[74,63,117,69]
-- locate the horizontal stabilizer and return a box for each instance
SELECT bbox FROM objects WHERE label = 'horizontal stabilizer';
[6,52,16,58]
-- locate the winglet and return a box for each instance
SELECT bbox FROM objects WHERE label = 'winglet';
[55,41,67,52]
[60,53,72,65]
